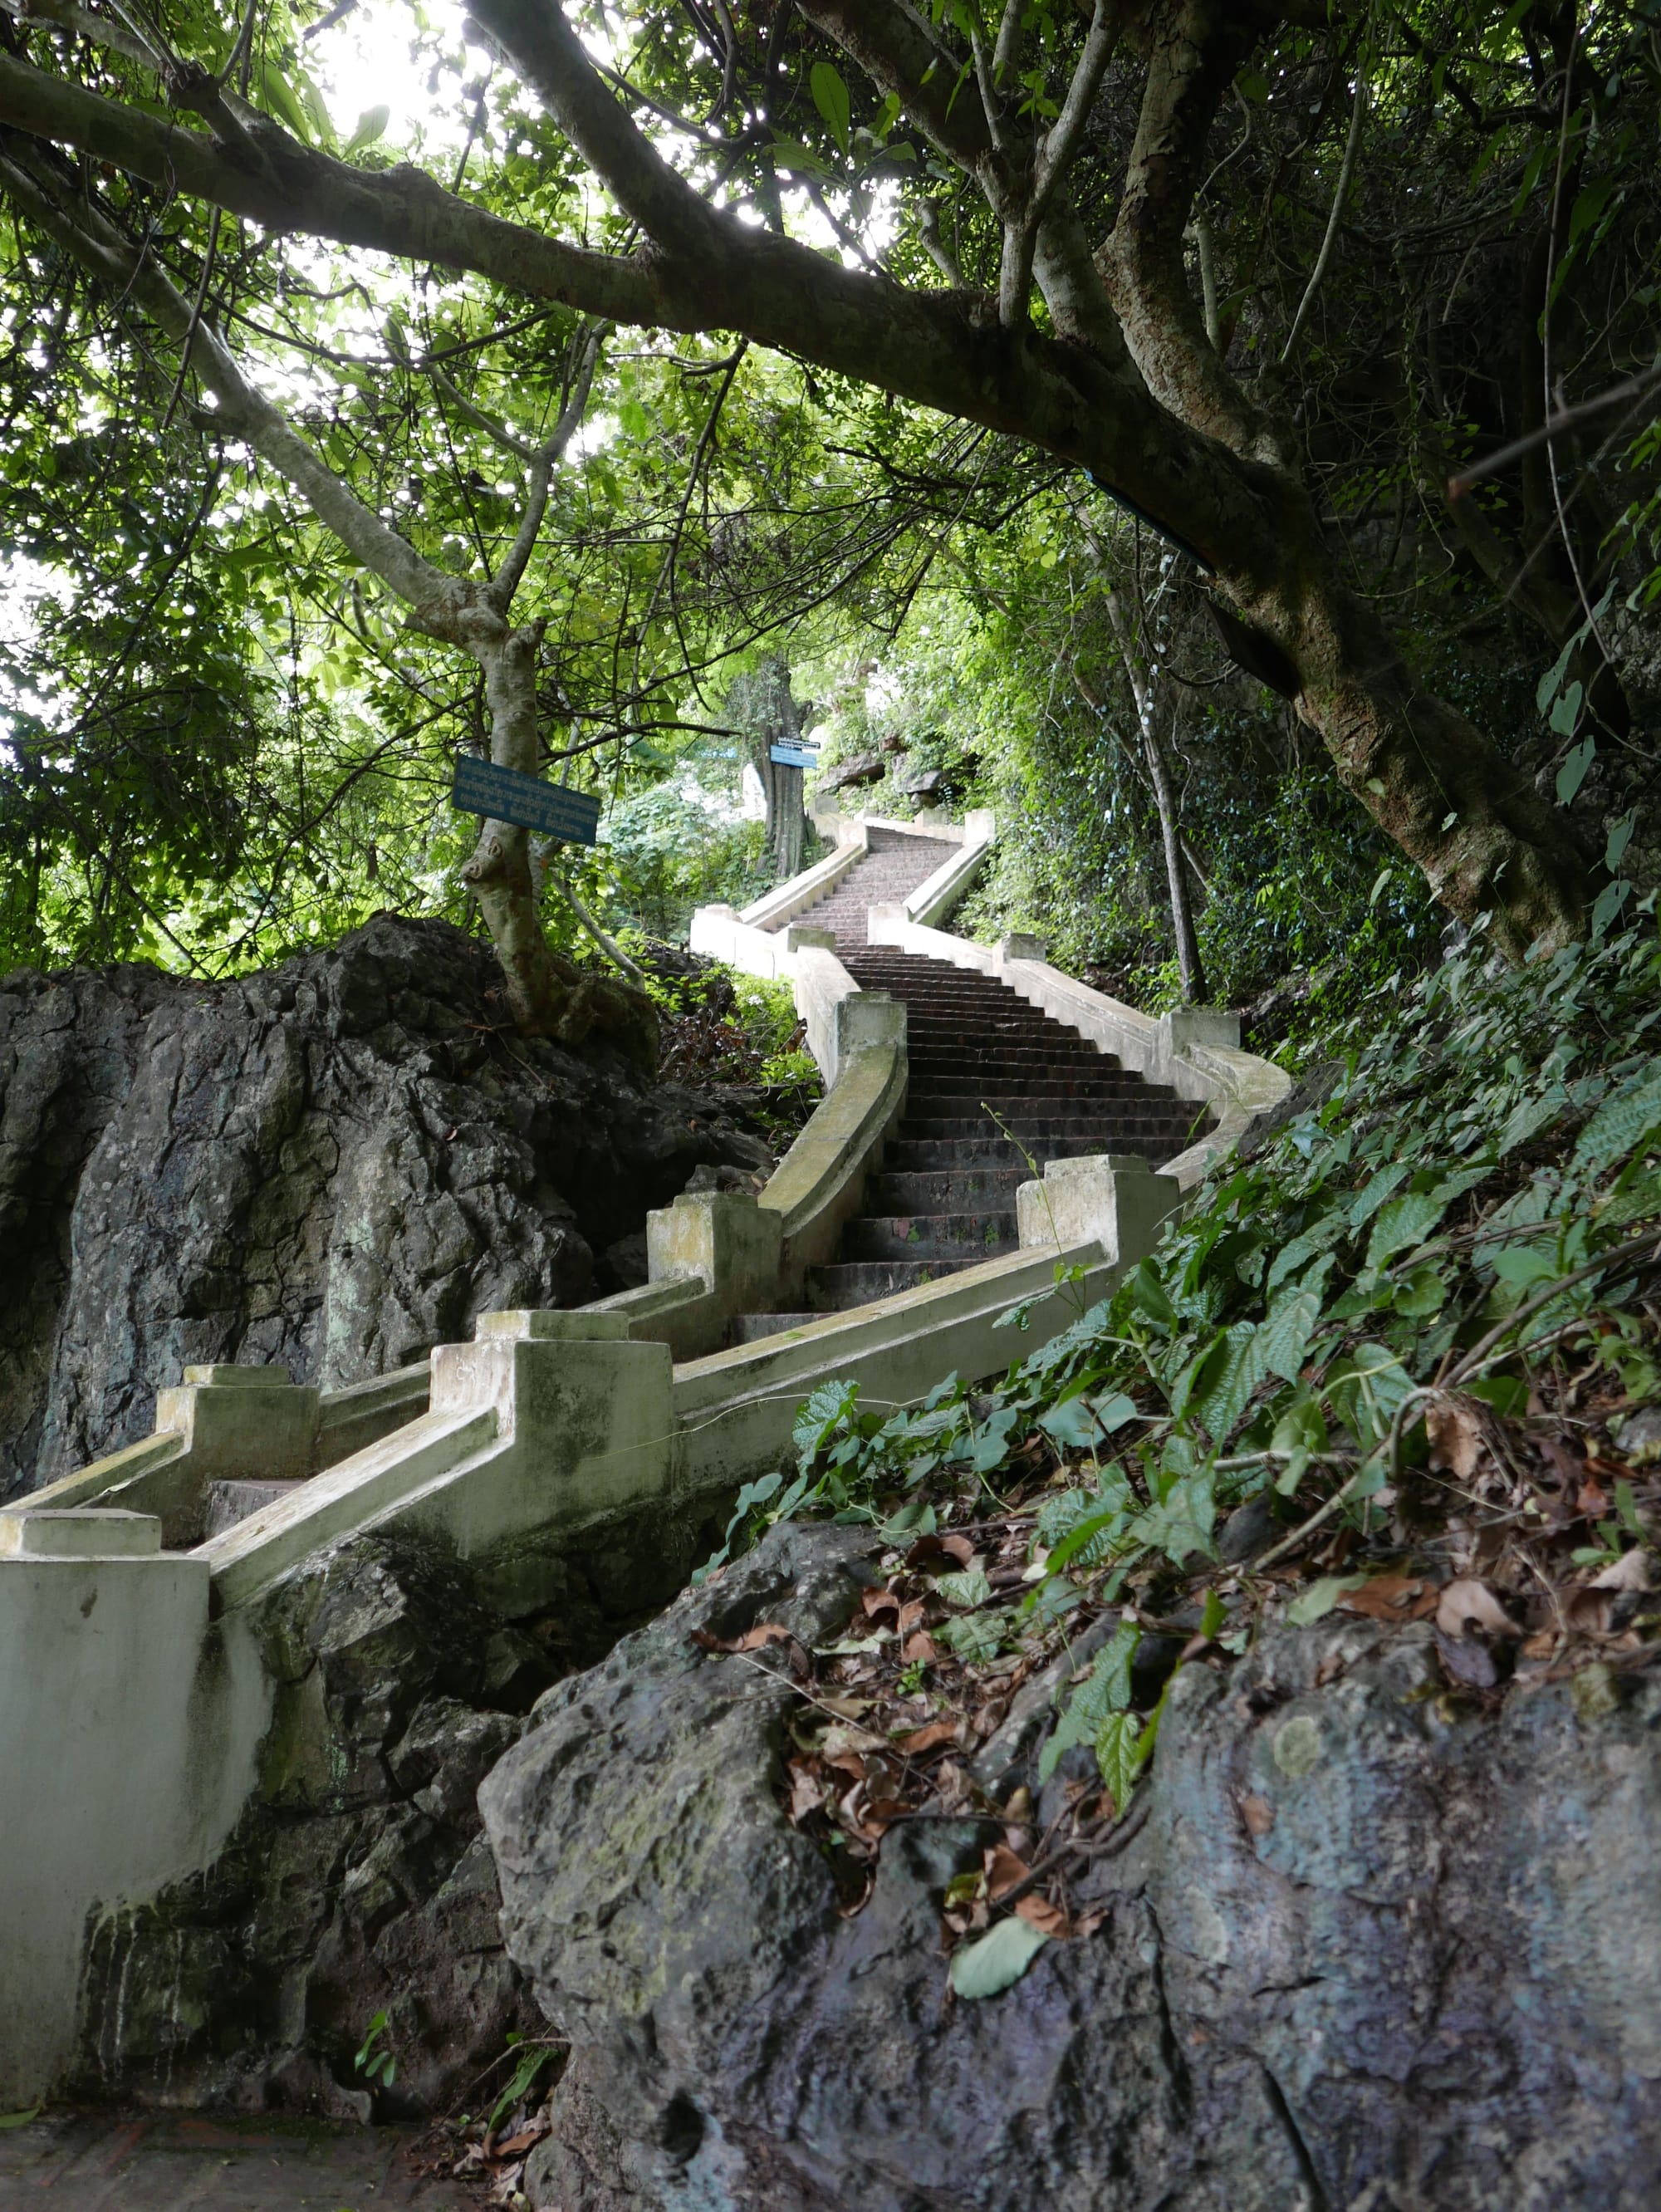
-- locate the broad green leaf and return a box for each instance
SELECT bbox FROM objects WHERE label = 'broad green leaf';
[345,103,390,157]
[1093,1390,1138,1433]
[1198,1588,1227,1639]
[1348,1163,1411,1229]
[1038,1395,1103,1451]
[1392,1263,1447,1317]
[1261,1286,1321,1384]
[1607,811,1636,872]
[1365,1189,1449,1268]
[948,1915,1051,1999]
[0,2108,42,2131]
[1572,1062,1661,1177]
[1556,734,1595,803]
[1188,1320,1265,1445]
[810,61,852,153]
[1592,878,1632,934]
[1286,1574,1366,1626]
[935,1610,1003,1660]
[935,1567,992,1609]
[1549,682,1585,738]
[1094,1709,1146,1812]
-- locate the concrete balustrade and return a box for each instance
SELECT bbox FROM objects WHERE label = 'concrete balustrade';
[0,803,1295,2108]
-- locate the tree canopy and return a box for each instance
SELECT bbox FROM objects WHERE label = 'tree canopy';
[0,0,1656,1014]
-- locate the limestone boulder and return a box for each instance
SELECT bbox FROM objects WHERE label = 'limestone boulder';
[481,1523,1661,2212]
[0,915,771,1497]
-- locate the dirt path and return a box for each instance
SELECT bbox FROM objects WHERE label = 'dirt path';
[0,2110,481,2210]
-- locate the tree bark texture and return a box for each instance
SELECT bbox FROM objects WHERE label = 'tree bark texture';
[0,0,1602,954]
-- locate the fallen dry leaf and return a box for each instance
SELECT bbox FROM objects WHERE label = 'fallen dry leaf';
[895,1716,966,1756]
[689,1621,793,1654]
[821,1720,888,1759]
[493,2120,550,2158]
[787,1760,826,1821]
[985,1844,1030,1902]
[1577,1477,1611,1518]
[1427,1396,1484,1479]
[1436,1578,1521,1641]
[1564,1587,1614,1636]
[1239,1794,1275,1838]
[1013,1892,1068,1938]
[901,1630,939,1665]
[861,1587,901,1624]
[815,1694,873,1719]
[1520,1627,1558,1660]
[1337,1575,1439,1622]
[1591,1549,1654,1592]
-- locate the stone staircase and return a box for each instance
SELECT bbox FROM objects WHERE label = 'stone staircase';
[772,826,957,943]
[733,929,1208,1341]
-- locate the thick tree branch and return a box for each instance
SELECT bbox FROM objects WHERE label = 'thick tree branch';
[0,51,667,322]
[464,0,724,259]
[0,146,459,619]
[1103,0,1279,460]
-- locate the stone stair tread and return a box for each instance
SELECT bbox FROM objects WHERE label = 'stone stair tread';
[203,1477,308,1539]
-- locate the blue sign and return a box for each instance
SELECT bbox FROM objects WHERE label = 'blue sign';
[452,754,600,846]
[770,745,819,768]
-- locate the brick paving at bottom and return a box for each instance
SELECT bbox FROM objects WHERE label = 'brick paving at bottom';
[0,2110,482,2211]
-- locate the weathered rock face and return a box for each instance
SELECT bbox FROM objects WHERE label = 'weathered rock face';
[480,1523,1661,2212]
[0,915,771,1498]
[74,1515,724,2116]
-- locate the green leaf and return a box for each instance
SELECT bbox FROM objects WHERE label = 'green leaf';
[1607,810,1636,872]
[1556,734,1595,804]
[1094,1709,1147,1812]
[1592,878,1632,934]
[1549,681,1585,737]
[1392,1263,1447,1317]
[1187,1320,1264,1444]
[936,1567,992,1609]
[1198,1588,1227,1639]
[1286,1574,1366,1626]
[0,2108,42,2131]
[948,1915,1051,1999]
[935,1610,1003,1660]
[1038,1395,1102,1451]
[810,61,852,154]
[345,103,390,157]
[1261,1286,1321,1383]
[1365,1189,1448,1269]
[1573,1060,1661,1177]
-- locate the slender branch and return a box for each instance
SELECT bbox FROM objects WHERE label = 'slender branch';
[1280,65,1367,365]
[1447,370,1661,496]
[490,319,607,610]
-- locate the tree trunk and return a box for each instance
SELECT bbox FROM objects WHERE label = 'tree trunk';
[1241,520,1595,959]
[1106,590,1207,1003]
[462,626,575,1034]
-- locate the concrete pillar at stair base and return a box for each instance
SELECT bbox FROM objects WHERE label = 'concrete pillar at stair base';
[431,1311,677,1528]
[647,1189,783,1314]
[998,933,1046,964]
[1016,1155,1183,1271]
[154,1366,321,1483]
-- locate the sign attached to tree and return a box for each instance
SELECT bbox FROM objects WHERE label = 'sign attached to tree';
[770,744,819,769]
[452,756,600,846]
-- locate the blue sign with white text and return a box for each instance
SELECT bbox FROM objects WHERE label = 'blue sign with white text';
[452,754,600,846]
[770,745,819,769]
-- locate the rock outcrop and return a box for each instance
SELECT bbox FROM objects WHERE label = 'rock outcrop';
[481,1521,1661,2212]
[0,915,772,1498]
[74,1516,723,2116]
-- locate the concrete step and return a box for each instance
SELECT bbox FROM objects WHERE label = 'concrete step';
[843,1212,1019,1263]
[909,1076,1164,1102]
[903,1113,1200,1145]
[728,1312,821,1344]
[203,1477,307,1538]
[884,1131,1187,1171]
[807,1256,982,1307]
[869,1167,1026,1212]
